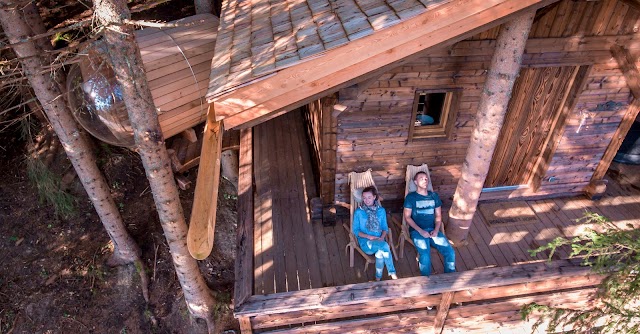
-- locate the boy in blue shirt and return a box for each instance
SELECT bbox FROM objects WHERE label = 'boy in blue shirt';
[403,171,456,276]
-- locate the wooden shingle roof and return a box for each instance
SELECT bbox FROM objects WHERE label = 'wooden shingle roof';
[208,0,561,129]
[207,0,448,99]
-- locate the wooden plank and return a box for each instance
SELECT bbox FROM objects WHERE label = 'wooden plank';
[587,101,640,197]
[465,217,500,268]
[324,224,347,286]
[292,110,324,289]
[187,105,223,259]
[611,45,640,99]
[263,309,436,333]
[235,259,590,317]
[471,213,516,266]
[433,291,454,334]
[234,128,254,306]
[239,316,253,334]
[253,126,264,294]
[214,0,561,129]
[252,295,440,330]
[269,119,288,294]
[249,269,603,330]
[282,112,310,291]
[312,218,335,287]
[530,65,592,191]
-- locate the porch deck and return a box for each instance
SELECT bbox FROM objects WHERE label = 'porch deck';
[252,110,640,294]
[238,110,640,333]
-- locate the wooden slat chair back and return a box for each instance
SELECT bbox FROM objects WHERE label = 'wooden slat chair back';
[394,163,445,258]
[346,169,398,271]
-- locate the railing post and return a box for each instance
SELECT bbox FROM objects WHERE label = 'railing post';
[433,291,455,334]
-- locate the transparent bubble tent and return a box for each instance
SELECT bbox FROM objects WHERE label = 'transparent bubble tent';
[66,14,218,147]
[67,54,135,147]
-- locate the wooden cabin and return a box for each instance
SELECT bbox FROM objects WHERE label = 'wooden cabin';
[190,0,640,332]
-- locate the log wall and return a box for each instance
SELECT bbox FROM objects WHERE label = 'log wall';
[322,0,640,210]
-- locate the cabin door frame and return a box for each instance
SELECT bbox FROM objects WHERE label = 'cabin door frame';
[482,65,585,192]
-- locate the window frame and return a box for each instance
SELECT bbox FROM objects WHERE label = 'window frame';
[408,88,461,142]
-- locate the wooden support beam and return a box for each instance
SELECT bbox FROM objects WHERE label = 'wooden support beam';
[619,0,640,12]
[180,128,198,143]
[238,316,253,334]
[587,100,640,197]
[612,45,640,100]
[248,269,603,329]
[448,11,536,246]
[320,95,339,207]
[338,74,382,102]
[187,105,223,260]
[433,292,455,334]
[212,0,560,130]
[235,259,592,317]
[234,128,254,307]
[587,46,640,198]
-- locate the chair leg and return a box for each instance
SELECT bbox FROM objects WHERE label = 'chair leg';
[399,235,405,259]
[350,245,355,268]
[364,260,369,273]
[387,229,398,261]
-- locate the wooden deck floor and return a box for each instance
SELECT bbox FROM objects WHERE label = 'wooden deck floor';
[252,110,640,296]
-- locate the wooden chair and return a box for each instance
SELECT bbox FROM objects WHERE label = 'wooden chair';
[393,163,446,258]
[345,169,398,271]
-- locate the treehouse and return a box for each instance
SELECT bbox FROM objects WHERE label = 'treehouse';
[189,0,640,332]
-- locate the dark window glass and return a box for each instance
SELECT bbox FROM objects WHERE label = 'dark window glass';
[415,92,446,127]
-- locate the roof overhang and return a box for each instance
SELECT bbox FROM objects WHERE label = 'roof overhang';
[209,0,561,129]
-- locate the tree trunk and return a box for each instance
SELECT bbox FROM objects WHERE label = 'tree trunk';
[93,0,216,329]
[194,0,213,14]
[0,1,148,300]
[446,11,535,246]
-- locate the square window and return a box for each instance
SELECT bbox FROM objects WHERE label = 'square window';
[409,89,460,141]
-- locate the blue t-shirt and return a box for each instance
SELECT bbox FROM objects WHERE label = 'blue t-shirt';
[353,205,388,243]
[403,191,442,233]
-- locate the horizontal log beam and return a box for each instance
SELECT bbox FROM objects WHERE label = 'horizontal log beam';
[235,259,594,317]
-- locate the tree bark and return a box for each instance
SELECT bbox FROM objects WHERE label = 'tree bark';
[194,0,213,15]
[93,0,216,329]
[0,1,148,301]
[446,11,536,246]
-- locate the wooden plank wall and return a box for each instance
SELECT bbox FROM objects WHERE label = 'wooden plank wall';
[304,95,339,205]
[543,60,633,186]
[331,0,640,210]
[135,14,219,139]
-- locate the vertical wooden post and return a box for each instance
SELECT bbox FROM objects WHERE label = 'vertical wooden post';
[320,94,339,206]
[447,11,536,246]
[433,292,455,334]
[234,128,254,306]
[239,316,253,334]
[586,46,640,198]
[188,104,224,259]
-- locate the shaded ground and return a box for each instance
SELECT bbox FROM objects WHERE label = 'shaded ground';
[0,132,238,334]
[0,1,237,333]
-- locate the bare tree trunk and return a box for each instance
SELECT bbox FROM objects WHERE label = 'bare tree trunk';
[0,1,149,301]
[19,2,61,167]
[446,11,535,246]
[194,0,213,15]
[93,0,216,329]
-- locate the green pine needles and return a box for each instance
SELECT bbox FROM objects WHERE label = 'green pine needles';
[521,212,640,333]
[26,157,75,218]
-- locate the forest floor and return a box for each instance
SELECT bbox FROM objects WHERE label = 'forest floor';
[0,1,238,333]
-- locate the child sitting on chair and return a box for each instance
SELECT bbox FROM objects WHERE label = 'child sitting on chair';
[353,186,398,281]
